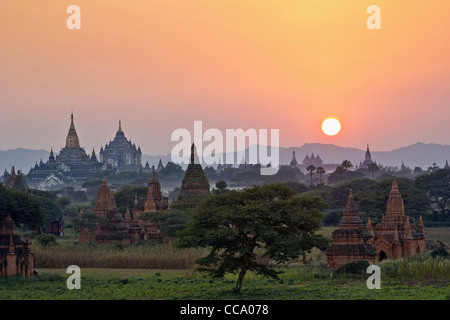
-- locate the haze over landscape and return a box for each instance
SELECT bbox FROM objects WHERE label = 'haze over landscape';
[2,142,450,175]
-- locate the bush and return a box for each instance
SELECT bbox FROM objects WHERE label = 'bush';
[430,247,449,259]
[35,233,56,247]
[334,260,370,277]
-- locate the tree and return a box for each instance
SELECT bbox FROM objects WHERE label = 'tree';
[316,167,325,184]
[306,165,316,185]
[177,183,328,293]
[0,184,46,229]
[158,162,185,181]
[212,181,229,195]
[427,163,440,173]
[341,160,353,170]
[368,162,379,180]
[36,233,56,247]
[415,169,450,218]
[141,209,192,240]
[327,166,364,185]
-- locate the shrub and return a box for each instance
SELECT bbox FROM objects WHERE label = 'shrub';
[430,247,449,259]
[35,233,56,247]
[334,260,370,277]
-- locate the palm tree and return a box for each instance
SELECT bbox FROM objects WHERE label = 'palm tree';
[316,166,325,184]
[306,165,316,185]
[368,162,379,180]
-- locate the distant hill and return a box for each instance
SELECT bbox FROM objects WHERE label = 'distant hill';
[2,142,450,175]
[0,148,50,175]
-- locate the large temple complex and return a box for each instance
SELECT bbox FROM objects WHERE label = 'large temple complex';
[27,114,103,189]
[99,121,142,173]
[26,114,143,189]
[327,177,426,268]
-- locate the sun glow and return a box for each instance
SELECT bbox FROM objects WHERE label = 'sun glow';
[322,118,341,136]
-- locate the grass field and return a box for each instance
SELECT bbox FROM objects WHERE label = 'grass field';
[1,263,449,300]
[1,227,448,300]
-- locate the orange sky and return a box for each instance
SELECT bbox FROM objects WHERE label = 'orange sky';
[0,1,449,155]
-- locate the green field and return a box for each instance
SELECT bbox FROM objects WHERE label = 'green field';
[1,265,449,300]
[1,227,449,300]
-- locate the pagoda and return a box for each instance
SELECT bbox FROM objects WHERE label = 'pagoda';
[371,177,426,260]
[326,190,376,268]
[172,143,211,208]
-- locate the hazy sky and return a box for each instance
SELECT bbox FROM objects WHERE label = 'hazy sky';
[1,1,449,156]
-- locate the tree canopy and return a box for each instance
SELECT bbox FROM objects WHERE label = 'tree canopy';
[415,168,450,218]
[0,184,46,229]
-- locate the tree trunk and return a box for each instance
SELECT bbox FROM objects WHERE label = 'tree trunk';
[234,257,250,293]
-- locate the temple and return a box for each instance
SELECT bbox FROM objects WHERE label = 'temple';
[326,190,376,268]
[290,150,299,167]
[27,113,102,189]
[133,166,169,214]
[99,121,142,172]
[6,167,25,191]
[359,144,374,169]
[0,213,35,278]
[172,143,211,208]
[371,177,426,261]
[327,177,427,268]
[79,169,169,244]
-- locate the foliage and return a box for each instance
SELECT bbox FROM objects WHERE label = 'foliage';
[305,177,429,224]
[327,166,364,185]
[157,162,185,181]
[141,209,192,240]
[430,247,449,259]
[333,260,370,277]
[322,210,343,226]
[211,180,229,195]
[114,185,148,216]
[36,233,57,247]
[177,183,328,292]
[0,184,46,229]
[2,257,450,300]
[280,181,308,194]
[415,169,450,218]
[74,213,108,244]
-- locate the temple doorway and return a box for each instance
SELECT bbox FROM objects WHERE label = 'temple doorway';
[378,251,387,261]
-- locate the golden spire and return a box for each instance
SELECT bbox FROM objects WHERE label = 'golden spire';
[65,112,81,149]
[118,120,123,133]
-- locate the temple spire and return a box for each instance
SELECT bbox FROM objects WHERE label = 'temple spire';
[386,176,405,216]
[118,120,123,133]
[418,215,424,234]
[290,149,298,167]
[338,189,364,230]
[65,112,80,148]
[191,143,200,165]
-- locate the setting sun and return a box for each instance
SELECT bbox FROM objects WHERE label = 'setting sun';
[322,118,341,136]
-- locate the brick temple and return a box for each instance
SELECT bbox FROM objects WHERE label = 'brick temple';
[0,214,35,278]
[326,190,376,268]
[78,168,169,244]
[327,177,426,268]
[172,143,210,208]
